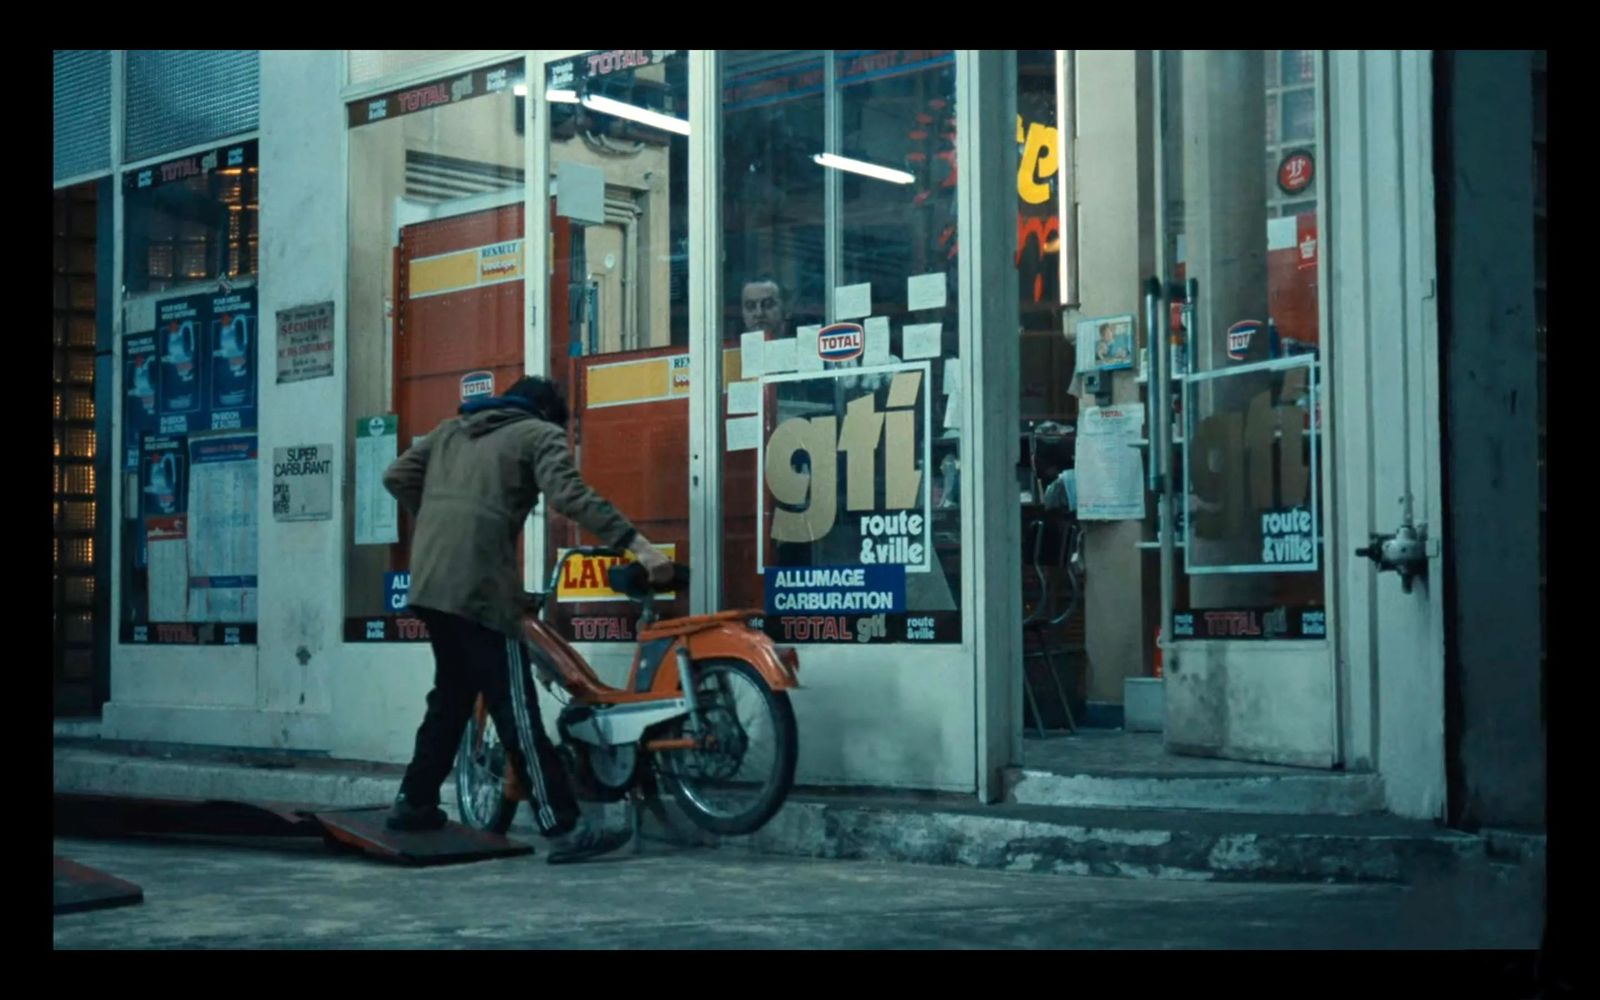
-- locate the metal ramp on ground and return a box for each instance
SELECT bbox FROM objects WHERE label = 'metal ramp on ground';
[54,792,532,867]
[53,856,144,914]
[314,806,533,865]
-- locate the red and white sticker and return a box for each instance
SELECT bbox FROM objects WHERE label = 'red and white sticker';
[1227,320,1263,362]
[817,323,865,363]
[1277,150,1315,195]
[1296,213,1318,271]
[460,370,495,400]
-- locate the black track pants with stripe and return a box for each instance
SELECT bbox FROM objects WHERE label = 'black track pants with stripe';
[398,608,580,836]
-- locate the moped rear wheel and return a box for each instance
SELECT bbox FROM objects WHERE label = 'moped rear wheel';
[455,704,517,835]
[656,658,797,836]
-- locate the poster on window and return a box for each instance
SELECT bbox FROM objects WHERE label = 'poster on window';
[756,362,961,643]
[151,288,259,435]
[209,288,257,417]
[187,433,259,623]
[157,296,205,428]
[125,333,160,439]
[123,332,162,574]
[126,293,261,643]
[141,435,187,517]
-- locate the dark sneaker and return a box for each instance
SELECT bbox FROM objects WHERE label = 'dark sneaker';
[385,794,448,832]
[546,824,632,864]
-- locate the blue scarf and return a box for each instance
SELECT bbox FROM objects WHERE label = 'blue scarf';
[459,394,539,416]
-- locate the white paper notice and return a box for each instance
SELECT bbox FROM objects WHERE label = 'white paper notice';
[903,323,943,360]
[907,272,947,312]
[556,161,607,225]
[764,337,798,373]
[187,433,259,622]
[355,414,400,545]
[146,518,189,622]
[740,332,766,379]
[942,358,960,394]
[727,379,761,415]
[1076,406,1147,521]
[944,386,962,430]
[864,317,891,365]
[1075,321,1097,381]
[726,415,762,452]
[1267,215,1299,252]
[797,325,824,372]
[835,283,872,320]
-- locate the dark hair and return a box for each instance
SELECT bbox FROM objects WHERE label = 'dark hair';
[505,375,569,428]
[741,276,785,301]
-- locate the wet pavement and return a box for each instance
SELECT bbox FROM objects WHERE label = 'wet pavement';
[52,833,1544,951]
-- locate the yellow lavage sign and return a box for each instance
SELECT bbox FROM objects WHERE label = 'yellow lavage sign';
[556,544,677,602]
[409,240,525,299]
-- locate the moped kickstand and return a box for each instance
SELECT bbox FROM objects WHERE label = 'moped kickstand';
[625,785,678,855]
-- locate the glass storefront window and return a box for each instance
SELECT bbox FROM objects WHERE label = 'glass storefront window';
[1016,50,1075,440]
[119,143,263,644]
[123,140,259,295]
[542,50,691,643]
[1280,87,1316,143]
[1279,50,1316,86]
[720,50,963,646]
[1163,50,1327,641]
[1017,50,1063,321]
[342,59,527,641]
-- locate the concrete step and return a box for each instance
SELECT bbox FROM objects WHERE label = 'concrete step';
[53,746,400,816]
[644,791,1486,885]
[53,741,1511,886]
[1003,765,1387,816]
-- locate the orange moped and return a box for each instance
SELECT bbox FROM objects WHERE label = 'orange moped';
[455,547,800,837]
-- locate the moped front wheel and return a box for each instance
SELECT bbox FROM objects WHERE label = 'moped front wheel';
[455,702,518,835]
[655,658,797,836]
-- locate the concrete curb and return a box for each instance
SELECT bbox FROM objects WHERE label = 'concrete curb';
[54,748,401,811]
[1004,767,1388,816]
[640,796,1489,884]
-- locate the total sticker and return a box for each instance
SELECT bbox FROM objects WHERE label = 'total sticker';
[817,323,865,363]
[461,370,495,400]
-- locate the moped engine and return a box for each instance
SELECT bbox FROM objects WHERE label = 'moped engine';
[557,704,637,801]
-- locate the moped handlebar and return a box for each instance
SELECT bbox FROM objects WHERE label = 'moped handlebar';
[540,547,683,608]
[605,560,690,601]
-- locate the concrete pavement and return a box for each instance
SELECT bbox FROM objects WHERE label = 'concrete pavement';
[51,834,1544,951]
[54,739,1545,886]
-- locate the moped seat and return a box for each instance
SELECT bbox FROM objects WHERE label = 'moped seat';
[637,609,762,641]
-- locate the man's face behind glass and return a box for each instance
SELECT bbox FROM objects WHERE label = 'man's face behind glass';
[742,281,787,339]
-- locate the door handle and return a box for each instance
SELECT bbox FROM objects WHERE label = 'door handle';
[1355,495,1437,594]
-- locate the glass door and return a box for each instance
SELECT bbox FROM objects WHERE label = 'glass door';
[1156,50,1338,767]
